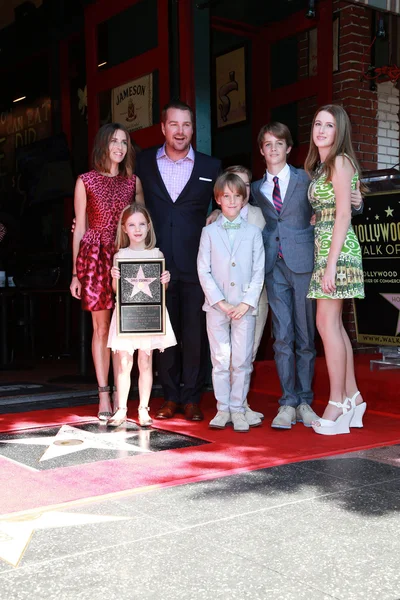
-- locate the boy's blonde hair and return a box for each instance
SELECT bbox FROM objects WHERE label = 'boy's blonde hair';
[225,165,252,182]
[214,172,247,200]
[115,203,156,251]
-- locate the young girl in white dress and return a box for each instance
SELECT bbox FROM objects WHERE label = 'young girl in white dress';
[107,203,177,427]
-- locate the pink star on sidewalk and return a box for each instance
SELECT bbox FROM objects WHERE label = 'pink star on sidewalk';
[125,266,157,299]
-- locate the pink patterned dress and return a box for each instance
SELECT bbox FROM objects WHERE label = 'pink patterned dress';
[76,170,136,311]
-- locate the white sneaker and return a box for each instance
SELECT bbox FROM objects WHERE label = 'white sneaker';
[244,410,262,427]
[244,399,264,420]
[209,411,231,429]
[271,406,296,429]
[296,403,318,428]
[231,412,250,432]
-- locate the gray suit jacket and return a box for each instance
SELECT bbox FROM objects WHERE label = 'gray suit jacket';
[251,166,314,275]
[197,216,265,315]
[251,165,365,276]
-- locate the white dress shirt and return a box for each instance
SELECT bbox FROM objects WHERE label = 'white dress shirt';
[221,214,242,248]
[260,163,291,207]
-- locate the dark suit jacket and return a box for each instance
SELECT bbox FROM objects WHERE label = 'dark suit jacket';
[136,148,221,282]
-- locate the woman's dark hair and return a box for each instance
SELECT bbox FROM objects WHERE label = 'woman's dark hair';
[92,123,135,177]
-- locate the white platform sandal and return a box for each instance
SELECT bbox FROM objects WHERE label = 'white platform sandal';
[349,391,367,428]
[311,398,354,436]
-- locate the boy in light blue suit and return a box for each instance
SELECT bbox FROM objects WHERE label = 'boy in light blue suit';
[197,173,265,432]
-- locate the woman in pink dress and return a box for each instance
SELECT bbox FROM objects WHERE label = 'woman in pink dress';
[70,123,144,420]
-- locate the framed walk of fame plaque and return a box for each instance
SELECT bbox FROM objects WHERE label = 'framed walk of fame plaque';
[116,258,166,336]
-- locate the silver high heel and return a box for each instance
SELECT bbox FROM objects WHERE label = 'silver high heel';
[349,391,367,428]
[311,398,354,436]
[138,406,153,427]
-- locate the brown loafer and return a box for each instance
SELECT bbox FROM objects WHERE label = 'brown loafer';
[184,403,204,421]
[155,400,178,419]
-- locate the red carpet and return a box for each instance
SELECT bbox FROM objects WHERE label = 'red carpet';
[1,355,399,517]
[252,354,400,416]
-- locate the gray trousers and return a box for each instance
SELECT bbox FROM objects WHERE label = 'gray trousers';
[206,308,256,413]
[265,258,316,407]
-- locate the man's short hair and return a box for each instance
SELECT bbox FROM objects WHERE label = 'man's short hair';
[257,122,293,149]
[161,101,194,124]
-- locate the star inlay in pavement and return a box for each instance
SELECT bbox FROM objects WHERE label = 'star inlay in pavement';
[3,424,151,462]
[0,511,129,567]
[125,266,157,298]
[0,422,208,471]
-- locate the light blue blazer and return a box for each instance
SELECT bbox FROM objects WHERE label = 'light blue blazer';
[197,215,265,316]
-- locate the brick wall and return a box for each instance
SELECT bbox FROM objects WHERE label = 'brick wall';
[333,0,378,172]
[377,81,400,168]
[296,3,379,163]
[333,1,379,352]
[297,29,318,146]
[295,2,395,352]
[298,31,309,80]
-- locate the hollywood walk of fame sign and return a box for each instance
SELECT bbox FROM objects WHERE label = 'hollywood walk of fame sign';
[353,189,400,346]
[116,258,166,336]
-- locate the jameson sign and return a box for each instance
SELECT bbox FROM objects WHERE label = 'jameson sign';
[353,191,400,346]
[112,74,153,133]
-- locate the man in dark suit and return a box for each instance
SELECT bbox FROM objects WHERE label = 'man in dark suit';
[136,101,221,421]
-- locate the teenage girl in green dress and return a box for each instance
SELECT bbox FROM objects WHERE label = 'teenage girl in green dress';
[305,104,366,436]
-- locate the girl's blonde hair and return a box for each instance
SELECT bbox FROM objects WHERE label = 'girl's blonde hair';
[115,203,156,251]
[304,104,366,191]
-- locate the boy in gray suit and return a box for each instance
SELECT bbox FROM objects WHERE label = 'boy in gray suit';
[252,122,363,430]
[197,173,265,432]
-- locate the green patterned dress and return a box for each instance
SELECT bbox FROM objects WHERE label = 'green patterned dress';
[307,161,364,300]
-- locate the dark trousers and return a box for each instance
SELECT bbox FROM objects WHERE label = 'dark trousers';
[157,279,207,405]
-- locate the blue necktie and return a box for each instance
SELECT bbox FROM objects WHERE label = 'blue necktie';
[273,176,283,258]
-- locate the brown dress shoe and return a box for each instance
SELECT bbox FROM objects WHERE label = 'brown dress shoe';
[184,403,204,421]
[155,401,178,419]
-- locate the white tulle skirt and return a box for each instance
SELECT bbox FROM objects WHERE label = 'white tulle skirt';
[107,308,177,356]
